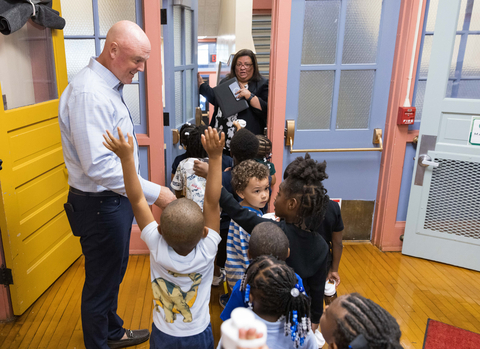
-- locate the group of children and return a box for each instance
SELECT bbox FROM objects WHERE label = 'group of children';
[103,125,403,349]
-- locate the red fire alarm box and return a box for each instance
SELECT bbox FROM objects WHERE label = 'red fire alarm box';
[211,54,216,63]
[397,106,416,125]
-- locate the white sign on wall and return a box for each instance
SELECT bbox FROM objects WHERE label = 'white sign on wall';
[469,116,480,146]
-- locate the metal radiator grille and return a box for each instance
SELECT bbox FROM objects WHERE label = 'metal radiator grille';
[424,158,480,239]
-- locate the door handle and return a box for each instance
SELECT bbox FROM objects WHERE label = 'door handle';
[285,120,383,153]
[414,135,437,186]
[172,129,180,145]
[419,154,439,168]
[0,159,2,170]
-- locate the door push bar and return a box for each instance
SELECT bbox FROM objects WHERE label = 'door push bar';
[284,120,383,153]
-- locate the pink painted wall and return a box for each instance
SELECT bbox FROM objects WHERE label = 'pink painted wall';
[371,0,425,251]
[129,0,166,254]
[267,0,292,208]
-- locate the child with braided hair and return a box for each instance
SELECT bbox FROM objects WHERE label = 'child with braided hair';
[219,255,317,349]
[219,153,330,332]
[171,125,209,209]
[171,123,196,180]
[320,293,403,349]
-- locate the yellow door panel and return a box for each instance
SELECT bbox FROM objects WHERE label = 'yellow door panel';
[17,166,67,216]
[13,233,80,313]
[23,211,72,265]
[10,118,62,162]
[11,147,65,188]
[4,100,59,132]
[0,0,81,315]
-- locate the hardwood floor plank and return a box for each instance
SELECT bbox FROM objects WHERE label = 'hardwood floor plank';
[45,258,84,349]
[32,258,83,349]
[2,244,479,349]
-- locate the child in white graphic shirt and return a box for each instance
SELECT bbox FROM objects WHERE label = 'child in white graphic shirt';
[104,126,224,349]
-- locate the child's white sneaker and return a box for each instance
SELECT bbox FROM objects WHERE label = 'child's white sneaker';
[315,329,325,348]
[212,268,226,286]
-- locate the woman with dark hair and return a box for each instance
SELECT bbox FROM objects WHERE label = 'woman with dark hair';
[198,49,269,153]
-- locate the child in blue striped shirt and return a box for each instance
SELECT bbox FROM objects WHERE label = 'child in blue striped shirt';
[225,159,270,290]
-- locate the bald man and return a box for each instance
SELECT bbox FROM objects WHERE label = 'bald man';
[59,21,175,349]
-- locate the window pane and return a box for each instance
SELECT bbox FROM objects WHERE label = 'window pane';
[297,71,334,130]
[175,71,183,126]
[342,0,382,64]
[420,35,460,80]
[64,39,95,82]
[174,6,182,66]
[413,80,426,121]
[98,0,136,35]
[186,70,193,121]
[336,70,375,129]
[471,0,480,31]
[0,22,57,110]
[123,84,140,124]
[301,0,340,65]
[61,0,94,35]
[425,0,439,32]
[456,80,480,99]
[419,35,433,79]
[459,35,480,77]
[185,9,193,65]
[426,0,467,32]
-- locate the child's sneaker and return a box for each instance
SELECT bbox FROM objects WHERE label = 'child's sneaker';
[219,293,230,308]
[315,329,326,348]
[212,268,226,287]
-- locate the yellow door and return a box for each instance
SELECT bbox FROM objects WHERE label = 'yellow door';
[0,0,81,315]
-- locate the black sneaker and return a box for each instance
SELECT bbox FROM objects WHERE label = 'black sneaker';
[219,293,230,309]
[108,329,150,349]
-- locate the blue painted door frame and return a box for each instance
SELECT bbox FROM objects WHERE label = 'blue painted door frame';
[163,0,198,187]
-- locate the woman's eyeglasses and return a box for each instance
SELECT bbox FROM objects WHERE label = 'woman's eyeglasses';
[236,63,253,69]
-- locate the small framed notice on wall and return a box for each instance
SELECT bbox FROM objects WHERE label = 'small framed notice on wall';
[469,116,480,146]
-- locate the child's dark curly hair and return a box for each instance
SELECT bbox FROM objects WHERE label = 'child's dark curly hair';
[231,159,269,193]
[179,123,196,149]
[334,293,403,349]
[256,135,272,159]
[230,128,259,163]
[283,153,329,231]
[241,255,311,348]
[185,125,208,158]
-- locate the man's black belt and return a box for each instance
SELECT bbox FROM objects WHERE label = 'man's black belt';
[69,187,119,197]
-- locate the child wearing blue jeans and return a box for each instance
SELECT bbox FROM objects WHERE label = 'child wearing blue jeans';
[104,126,225,349]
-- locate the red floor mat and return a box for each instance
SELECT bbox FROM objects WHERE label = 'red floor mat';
[423,319,480,349]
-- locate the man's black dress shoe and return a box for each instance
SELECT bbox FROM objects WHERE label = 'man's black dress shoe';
[108,329,150,348]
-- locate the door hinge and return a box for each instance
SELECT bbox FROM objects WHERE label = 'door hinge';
[0,265,13,286]
[161,9,167,25]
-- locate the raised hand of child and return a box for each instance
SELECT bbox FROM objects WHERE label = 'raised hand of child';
[103,127,134,160]
[201,127,225,159]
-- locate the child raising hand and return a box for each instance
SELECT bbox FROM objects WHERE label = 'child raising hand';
[104,127,226,349]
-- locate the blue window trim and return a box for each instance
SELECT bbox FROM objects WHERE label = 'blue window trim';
[63,0,147,134]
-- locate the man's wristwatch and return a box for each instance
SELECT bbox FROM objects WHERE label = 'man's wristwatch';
[247,93,255,102]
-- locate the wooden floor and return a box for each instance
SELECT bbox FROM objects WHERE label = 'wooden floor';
[0,243,479,349]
